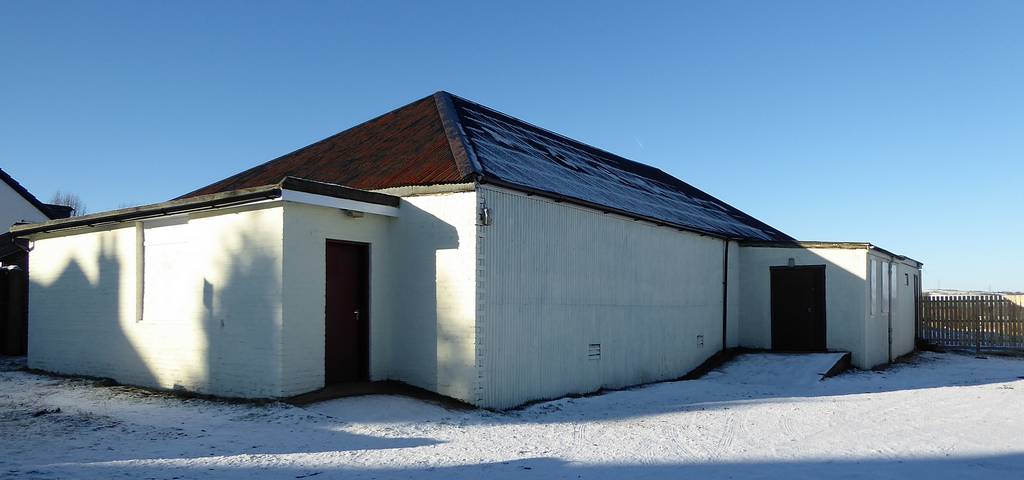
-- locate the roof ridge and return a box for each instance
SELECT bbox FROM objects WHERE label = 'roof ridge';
[432,91,481,180]
[172,90,790,241]
[444,94,792,241]
[443,92,663,175]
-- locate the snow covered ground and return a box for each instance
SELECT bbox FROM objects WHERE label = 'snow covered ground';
[2,351,1023,479]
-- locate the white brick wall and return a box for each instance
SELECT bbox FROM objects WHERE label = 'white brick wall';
[28,203,285,398]
[279,191,478,402]
[279,201,394,396]
[28,191,480,402]
[389,191,477,402]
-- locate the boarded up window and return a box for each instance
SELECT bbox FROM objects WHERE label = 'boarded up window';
[870,259,878,315]
[142,217,192,322]
[881,261,890,314]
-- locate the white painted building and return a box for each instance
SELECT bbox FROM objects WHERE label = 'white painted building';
[738,243,922,370]
[1,168,69,232]
[13,93,922,409]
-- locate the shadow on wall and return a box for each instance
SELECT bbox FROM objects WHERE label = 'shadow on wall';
[387,200,464,396]
[738,246,916,370]
[29,200,469,400]
[199,227,282,397]
[29,233,158,388]
[29,219,285,398]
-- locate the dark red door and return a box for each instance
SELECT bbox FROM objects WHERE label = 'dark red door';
[325,241,369,384]
[770,265,827,351]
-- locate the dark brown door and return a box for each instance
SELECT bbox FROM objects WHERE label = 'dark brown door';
[325,241,369,384]
[771,265,826,351]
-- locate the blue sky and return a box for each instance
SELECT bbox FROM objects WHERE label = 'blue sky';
[2,1,1022,291]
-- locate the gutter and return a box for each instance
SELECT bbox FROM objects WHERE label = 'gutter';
[478,177,749,242]
[10,177,400,237]
[887,261,894,363]
[740,240,923,268]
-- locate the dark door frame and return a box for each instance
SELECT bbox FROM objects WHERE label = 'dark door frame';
[770,264,827,351]
[324,239,371,384]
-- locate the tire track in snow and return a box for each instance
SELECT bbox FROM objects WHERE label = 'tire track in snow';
[571,422,587,445]
[716,410,739,458]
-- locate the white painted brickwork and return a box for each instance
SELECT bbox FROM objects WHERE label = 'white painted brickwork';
[280,201,394,397]
[25,184,918,406]
[28,192,480,402]
[387,192,478,403]
[280,191,478,402]
[28,204,285,398]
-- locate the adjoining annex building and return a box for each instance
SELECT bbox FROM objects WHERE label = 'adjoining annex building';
[13,92,922,409]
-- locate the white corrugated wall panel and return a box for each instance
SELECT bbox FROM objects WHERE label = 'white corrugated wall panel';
[477,186,726,409]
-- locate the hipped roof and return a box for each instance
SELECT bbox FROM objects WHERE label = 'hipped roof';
[182,92,792,241]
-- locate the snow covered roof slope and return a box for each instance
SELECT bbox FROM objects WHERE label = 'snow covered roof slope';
[182,92,791,241]
[448,95,791,241]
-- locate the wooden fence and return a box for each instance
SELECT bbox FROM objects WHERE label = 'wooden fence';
[920,295,1024,351]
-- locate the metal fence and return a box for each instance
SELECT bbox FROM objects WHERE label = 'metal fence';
[920,295,1024,351]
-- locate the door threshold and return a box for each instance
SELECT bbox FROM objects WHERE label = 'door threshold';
[285,380,475,410]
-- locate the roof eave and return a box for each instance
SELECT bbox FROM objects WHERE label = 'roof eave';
[11,177,400,237]
[479,177,780,242]
[738,240,923,267]
[11,185,282,237]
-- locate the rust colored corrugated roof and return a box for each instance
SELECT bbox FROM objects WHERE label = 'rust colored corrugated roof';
[179,91,792,241]
[178,94,470,199]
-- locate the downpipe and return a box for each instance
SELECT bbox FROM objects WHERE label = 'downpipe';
[887,261,893,363]
[722,239,729,350]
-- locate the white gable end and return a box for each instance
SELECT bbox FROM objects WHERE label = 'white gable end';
[0,178,49,228]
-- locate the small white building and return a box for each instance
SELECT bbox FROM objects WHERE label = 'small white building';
[739,242,922,369]
[14,93,922,409]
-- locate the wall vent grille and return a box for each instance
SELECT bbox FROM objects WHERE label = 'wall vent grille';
[587,343,601,360]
